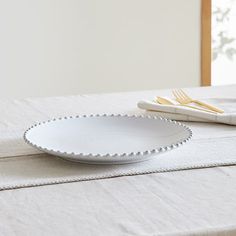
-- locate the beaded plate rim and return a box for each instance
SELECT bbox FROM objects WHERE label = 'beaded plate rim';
[23,114,192,159]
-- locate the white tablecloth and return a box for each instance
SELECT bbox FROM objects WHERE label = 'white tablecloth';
[1,85,236,236]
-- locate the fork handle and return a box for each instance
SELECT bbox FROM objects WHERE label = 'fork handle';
[181,104,217,114]
[193,100,224,113]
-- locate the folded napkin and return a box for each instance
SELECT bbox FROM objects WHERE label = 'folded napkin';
[138,98,236,125]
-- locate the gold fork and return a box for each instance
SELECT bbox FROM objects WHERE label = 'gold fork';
[172,89,224,113]
[156,96,217,113]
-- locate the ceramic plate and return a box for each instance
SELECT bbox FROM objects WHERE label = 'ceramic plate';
[24,114,192,164]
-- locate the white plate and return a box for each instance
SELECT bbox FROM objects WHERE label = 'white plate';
[24,114,192,164]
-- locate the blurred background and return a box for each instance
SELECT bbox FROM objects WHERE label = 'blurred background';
[0,0,201,98]
[212,0,236,86]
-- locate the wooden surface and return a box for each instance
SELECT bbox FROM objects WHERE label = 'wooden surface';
[201,0,212,86]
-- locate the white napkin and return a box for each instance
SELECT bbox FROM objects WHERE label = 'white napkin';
[138,98,236,125]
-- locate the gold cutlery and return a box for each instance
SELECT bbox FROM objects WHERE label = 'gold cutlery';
[172,89,224,113]
[156,96,217,114]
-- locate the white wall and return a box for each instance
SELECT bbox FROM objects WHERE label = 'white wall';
[0,0,201,98]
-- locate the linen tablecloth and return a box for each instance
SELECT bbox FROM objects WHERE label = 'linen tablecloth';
[1,85,236,236]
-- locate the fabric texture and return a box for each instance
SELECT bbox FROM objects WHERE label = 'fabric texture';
[0,87,236,190]
[1,134,236,191]
[138,98,236,125]
[1,85,236,235]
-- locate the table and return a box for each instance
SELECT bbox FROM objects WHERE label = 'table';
[1,85,236,236]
